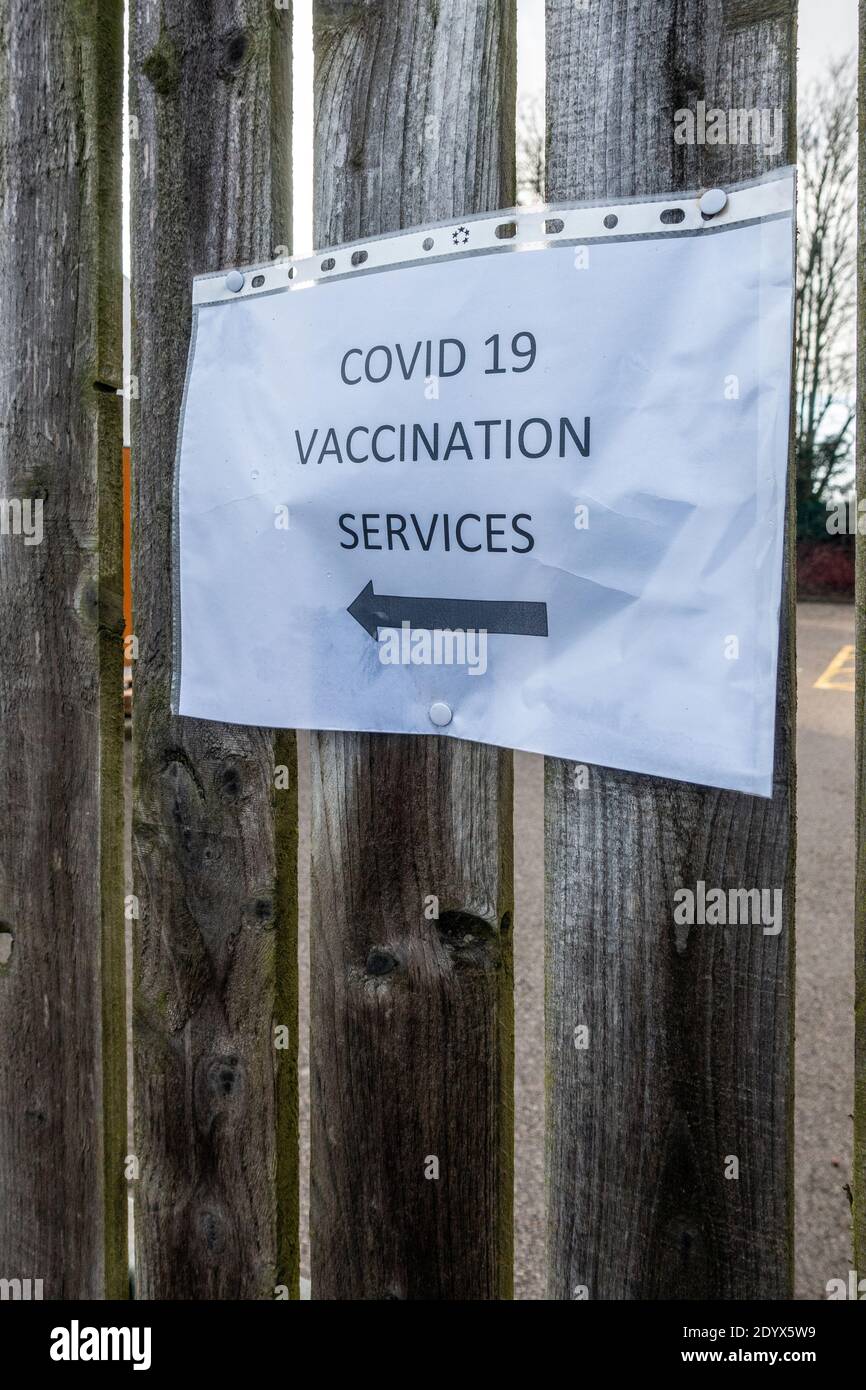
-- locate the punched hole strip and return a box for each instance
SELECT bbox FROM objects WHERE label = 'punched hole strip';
[192,171,795,308]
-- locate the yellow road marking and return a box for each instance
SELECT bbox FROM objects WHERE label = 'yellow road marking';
[813,644,855,692]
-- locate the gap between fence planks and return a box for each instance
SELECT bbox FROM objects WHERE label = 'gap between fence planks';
[0,0,126,1298]
[309,0,517,1300]
[544,0,798,1299]
[854,0,866,1283]
[130,0,297,1298]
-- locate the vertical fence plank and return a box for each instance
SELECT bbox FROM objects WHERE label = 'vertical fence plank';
[855,0,866,1281]
[544,0,797,1299]
[310,0,516,1300]
[130,0,297,1298]
[0,0,126,1298]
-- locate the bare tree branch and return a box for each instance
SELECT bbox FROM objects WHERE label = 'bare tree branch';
[796,57,857,508]
[517,93,545,203]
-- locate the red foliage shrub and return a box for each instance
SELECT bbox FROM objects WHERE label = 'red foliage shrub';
[797,539,855,599]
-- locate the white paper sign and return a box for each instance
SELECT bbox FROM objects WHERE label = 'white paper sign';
[174,170,795,795]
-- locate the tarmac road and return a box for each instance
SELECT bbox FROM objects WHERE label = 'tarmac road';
[297,602,856,1300]
[792,603,855,1300]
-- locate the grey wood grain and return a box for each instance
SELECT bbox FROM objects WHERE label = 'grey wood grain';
[310,0,516,1300]
[854,0,866,1279]
[544,0,798,1300]
[0,0,126,1298]
[130,0,298,1299]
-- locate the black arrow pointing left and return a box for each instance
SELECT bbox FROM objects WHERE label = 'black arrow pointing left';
[347,580,549,639]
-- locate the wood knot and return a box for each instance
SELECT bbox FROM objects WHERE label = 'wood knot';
[220,764,242,799]
[197,1054,247,1118]
[253,897,274,927]
[73,573,100,630]
[208,1054,241,1098]
[142,34,181,96]
[199,1208,227,1254]
[219,28,252,77]
[365,947,399,977]
[435,908,500,971]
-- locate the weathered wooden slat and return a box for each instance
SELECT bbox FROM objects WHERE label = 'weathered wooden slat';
[0,0,126,1298]
[854,0,866,1281]
[544,0,797,1299]
[130,0,297,1299]
[310,0,517,1301]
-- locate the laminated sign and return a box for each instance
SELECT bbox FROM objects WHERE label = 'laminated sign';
[173,169,795,796]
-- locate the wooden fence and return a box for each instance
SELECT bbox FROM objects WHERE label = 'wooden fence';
[1,0,862,1301]
[544,0,797,1301]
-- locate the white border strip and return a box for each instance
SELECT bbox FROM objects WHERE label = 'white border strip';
[192,166,795,307]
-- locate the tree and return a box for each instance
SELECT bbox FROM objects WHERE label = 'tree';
[517,94,545,203]
[796,58,857,533]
